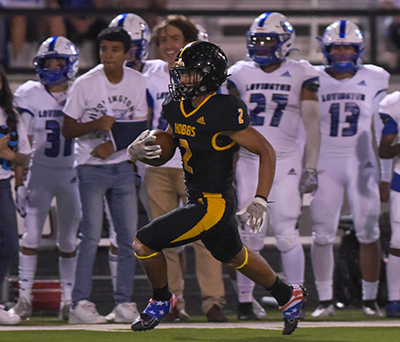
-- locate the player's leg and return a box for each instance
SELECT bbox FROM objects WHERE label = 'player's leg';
[10,165,53,318]
[105,200,118,294]
[268,155,304,286]
[55,167,81,320]
[132,192,233,331]
[69,165,108,324]
[206,222,305,336]
[107,161,138,322]
[144,167,188,317]
[309,155,345,317]
[0,178,20,325]
[386,188,400,317]
[348,155,382,316]
[235,154,267,320]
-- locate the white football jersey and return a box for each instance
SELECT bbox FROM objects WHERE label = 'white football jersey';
[143,59,180,168]
[63,64,148,166]
[315,64,389,156]
[379,91,400,175]
[14,80,74,168]
[228,59,319,160]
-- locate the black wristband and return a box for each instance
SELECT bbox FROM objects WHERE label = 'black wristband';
[255,194,267,202]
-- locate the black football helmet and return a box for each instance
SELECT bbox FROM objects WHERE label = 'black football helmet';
[169,41,228,101]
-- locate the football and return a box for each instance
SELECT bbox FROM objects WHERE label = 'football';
[144,129,177,166]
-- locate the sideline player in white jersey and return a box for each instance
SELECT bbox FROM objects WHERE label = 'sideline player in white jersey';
[9,36,81,320]
[310,20,391,318]
[377,92,400,318]
[141,15,228,323]
[227,12,320,320]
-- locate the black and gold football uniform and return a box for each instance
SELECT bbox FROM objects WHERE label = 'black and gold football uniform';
[136,93,250,262]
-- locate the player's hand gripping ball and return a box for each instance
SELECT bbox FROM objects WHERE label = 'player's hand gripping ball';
[146,129,176,166]
[127,129,176,166]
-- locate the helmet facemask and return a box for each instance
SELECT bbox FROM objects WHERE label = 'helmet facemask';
[319,20,364,73]
[126,39,149,68]
[35,56,70,85]
[169,41,228,101]
[323,43,362,73]
[247,33,290,66]
[170,67,208,101]
[34,36,79,86]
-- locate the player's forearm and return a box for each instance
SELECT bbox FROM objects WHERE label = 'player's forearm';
[304,132,320,169]
[14,165,25,187]
[62,116,100,138]
[255,144,276,199]
[301,100,321,169]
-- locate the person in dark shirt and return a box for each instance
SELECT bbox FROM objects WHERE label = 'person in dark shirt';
[127,40,306,335]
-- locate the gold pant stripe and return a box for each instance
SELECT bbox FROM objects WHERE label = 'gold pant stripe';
[172,193,225,243]
[135,251,158,259]
[235,246,248,270]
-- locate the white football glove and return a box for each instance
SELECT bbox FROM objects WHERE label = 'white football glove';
[236,197,268,234]
[15,185,27,218]
[127,129,162,160]
[299,168,318,195]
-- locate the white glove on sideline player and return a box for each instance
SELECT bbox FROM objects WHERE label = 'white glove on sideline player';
[236,196,268,234]
[127,130,162,160]
[15,185,27,218]
[299,168,318,195]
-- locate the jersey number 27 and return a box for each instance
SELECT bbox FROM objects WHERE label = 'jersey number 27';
[249,93,288,127]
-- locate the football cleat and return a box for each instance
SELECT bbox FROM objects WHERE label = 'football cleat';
[9,297,32,319]
[131,294,177,332]
[279,284,307,335]
[311,304,336,317]
[362,301,384,317]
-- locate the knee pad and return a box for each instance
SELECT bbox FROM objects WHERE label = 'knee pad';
[355,223,380,244]
[312,230,336,246]
[275,231,301,252]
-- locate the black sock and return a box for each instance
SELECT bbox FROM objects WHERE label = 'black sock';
[265,277,292,307]
[320,300,332,308]
[153,285,171,301]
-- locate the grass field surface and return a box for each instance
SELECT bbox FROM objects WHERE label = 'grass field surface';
[1,309,400,342]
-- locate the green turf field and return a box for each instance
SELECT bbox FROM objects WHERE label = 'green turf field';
[1,327,400,342]
[1,309,400,342]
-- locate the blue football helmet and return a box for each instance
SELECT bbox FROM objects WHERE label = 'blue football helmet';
[319,20,364,73]
[109,13,150,67]
[196,24,209,42]
[247,12,295,66]
[34,36,79,85]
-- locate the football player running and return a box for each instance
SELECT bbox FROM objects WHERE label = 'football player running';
[309,20,391,317]
[9,36,81,320]
[140,15,228,323]
[226,12,320,320]
[128,40,306,335]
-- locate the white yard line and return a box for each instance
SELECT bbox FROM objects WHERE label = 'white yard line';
[1,321,400,331]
